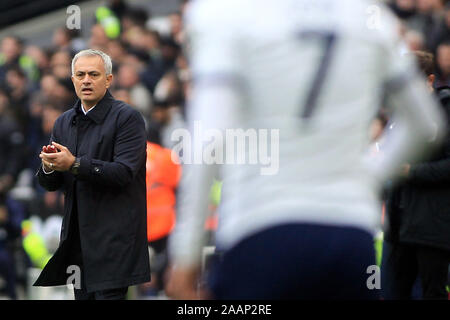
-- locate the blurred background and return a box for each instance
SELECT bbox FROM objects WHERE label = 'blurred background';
[0,0,448,300]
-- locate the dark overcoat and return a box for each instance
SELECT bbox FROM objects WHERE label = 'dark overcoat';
[34,91,150,292]
[398,86,450,251]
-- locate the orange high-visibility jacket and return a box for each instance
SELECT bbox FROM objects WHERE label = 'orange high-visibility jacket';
[146,142,181,242]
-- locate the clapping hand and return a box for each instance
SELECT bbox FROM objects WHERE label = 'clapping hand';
[40,142,76,172]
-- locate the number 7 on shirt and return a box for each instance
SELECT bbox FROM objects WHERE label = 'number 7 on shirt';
[297,31,337,119]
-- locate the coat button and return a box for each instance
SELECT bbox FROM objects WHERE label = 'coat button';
[94,167,100,173]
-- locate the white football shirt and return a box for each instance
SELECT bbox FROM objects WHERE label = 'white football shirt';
[169,0,444,267]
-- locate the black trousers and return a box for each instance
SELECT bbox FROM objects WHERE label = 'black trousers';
[389,242,450,300]
[208,223,379,300]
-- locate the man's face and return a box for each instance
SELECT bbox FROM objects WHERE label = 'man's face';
[71,55,113,107]
[437,44,450,76]
[1,37,21,62]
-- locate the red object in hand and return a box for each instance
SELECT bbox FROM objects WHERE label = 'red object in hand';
[43,145,58,153]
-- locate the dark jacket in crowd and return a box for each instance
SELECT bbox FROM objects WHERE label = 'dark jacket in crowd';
[0,113,25,190]
[34,91,150,292]
[387,86,450,251]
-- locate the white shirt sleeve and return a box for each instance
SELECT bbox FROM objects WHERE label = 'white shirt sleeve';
[168,0,245,267]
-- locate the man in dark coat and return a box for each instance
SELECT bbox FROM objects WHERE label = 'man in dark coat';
[384,51,450,300]
[34,49,150,300]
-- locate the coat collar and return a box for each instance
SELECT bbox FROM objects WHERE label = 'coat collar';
[73,90,114,124]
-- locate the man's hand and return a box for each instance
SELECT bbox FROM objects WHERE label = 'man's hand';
[165,264,210,300]
[40,142,76,172]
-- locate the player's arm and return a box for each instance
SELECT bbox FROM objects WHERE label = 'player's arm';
[167,0,243,299]
[169,82,242,265]
[366,8,446,183]
[372,71,445,183]
[167,78,243,300]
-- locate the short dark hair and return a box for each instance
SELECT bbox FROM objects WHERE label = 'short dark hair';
[412,51,435,76]
[123,7,149,27]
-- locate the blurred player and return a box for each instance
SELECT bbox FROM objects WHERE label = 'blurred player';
[167,0,445,299]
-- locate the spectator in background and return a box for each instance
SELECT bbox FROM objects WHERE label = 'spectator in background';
[116,62,153,119]
[108,0,129,21]
[51,27,84,55]
[408,0,445,45]
[153,69,183,105]
[49,50,72,79]
[0,197,24,299]
[0,36,39,85]
[120,6,149,35]
[159,37,181,73]
[26,92,48,167]
[119,8,150,56]
[105,39,128,66]
[110,87,132,105]
[149,98,185,151]
[404,29,425,51]
[123,27,165,78]
[389,0,417,19]
[123,25,146,50]
[89,24,110,52]
[139,30,166,95]
[121,50,151,75]
[39,73,58,98]
[0,36,24,85]
[139,29,164,64]
[5,65,31,134]
[25,46,50,81]
[175,53,190,84]
[39,73,76,110]
[426,2,450,52]
[148,100,172,149]
[0,88,25,200]
[169,12,184,45]
[54,77,77,109]
[52,27,72,52]
[435,41,450,88]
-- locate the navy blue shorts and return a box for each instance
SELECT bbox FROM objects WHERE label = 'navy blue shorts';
[207,223,380,300]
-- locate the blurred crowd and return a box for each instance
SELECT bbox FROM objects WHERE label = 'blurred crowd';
[388,0,450,88]
[0,0,449,299]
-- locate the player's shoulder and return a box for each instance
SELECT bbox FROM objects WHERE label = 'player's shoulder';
[347,0,402,44]
[185,0,249,30]
[188,0,244,14]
